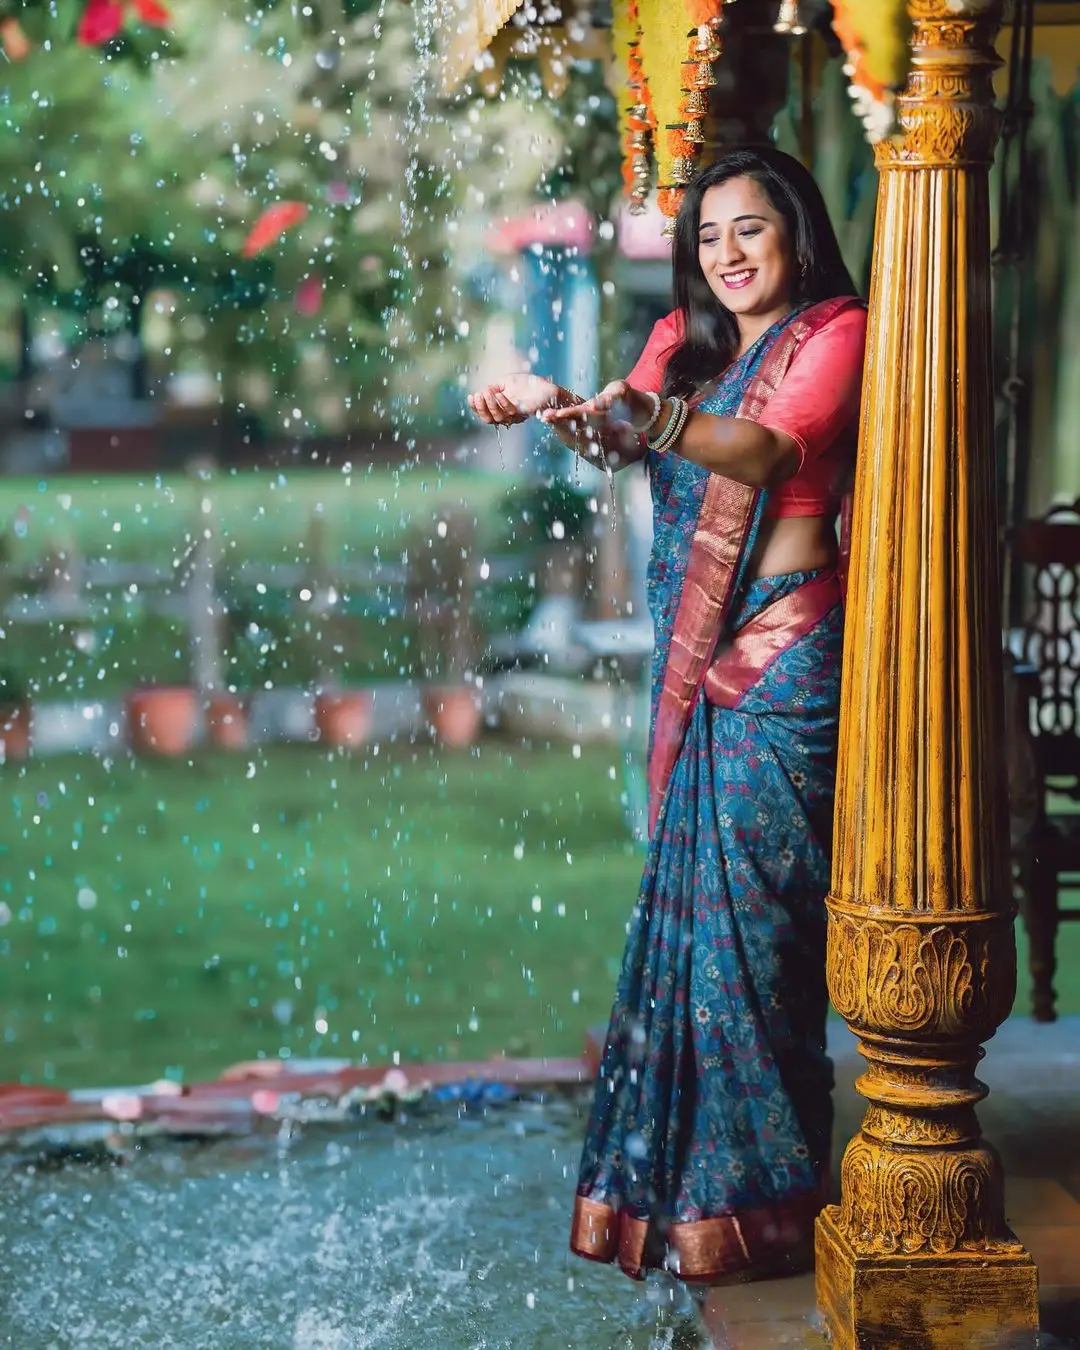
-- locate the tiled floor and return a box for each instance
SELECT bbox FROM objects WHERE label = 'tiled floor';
[705,1017,1080,1348]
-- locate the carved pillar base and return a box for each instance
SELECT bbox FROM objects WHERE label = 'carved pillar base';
[815,909,1039,1346]
[817,1208,1038,1350]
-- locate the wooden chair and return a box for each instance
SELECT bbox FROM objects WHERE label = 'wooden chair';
[1008,499,1080,1021]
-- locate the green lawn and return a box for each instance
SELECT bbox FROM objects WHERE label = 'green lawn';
[1,741,1076,1090]
[0,743,644,1087]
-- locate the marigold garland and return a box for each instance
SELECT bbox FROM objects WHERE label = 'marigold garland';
[621,0,658,213]
[685,0,724,22]
[659,19,723,230]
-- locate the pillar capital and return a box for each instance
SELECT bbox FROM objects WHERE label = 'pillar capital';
[876,0,1003,170]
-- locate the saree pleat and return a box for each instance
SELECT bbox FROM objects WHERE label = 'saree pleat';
[570,304,854,1285]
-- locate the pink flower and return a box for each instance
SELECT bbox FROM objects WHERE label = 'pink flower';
[294,274,324,317]
[241,201,309,258]
[77,0,171,46]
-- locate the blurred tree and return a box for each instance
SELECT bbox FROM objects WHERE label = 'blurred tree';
[0,0,619,435]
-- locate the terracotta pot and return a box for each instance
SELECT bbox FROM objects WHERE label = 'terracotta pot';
[207,693,248,750]
[314,691,373,748]
[424,685,482,749]
[0,703,30,762]
[128,687,198,756]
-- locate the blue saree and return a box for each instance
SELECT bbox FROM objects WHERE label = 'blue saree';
[570,301,857,1284]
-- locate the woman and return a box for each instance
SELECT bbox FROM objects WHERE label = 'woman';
[469,148,866,1298]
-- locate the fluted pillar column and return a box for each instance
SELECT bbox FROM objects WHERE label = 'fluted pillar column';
[814,4,1041,1347]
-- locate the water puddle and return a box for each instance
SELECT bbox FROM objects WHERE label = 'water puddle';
[0,1099,711,1348]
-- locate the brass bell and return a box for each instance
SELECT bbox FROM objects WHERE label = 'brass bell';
[774,0,806,36]
[694,23,721,60]
[671,154,698,185]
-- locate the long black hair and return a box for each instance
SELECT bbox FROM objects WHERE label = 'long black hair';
[662,147,858,399]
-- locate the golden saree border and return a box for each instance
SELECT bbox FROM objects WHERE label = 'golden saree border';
[569,1188,824,1284]
[703,568,841,709]
[646,297,861,836]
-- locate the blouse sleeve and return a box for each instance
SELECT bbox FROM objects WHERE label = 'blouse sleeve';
[754,306,867,467]
[626,311,683,394]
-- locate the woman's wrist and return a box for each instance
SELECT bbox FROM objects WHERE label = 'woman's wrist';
[631,390,663,435]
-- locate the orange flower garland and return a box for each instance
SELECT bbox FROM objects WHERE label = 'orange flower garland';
[828,0,912,142]
[684,0,724,22]
[625,9,657,214]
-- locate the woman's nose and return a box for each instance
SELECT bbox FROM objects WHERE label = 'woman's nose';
[718,233,745,266]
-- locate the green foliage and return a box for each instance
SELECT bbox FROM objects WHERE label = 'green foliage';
[0,662,29,705]
[0,0,618,434]
[7,613,191,698]
[222,596,305,692]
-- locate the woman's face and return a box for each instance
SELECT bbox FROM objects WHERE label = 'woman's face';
[697,176,795,323]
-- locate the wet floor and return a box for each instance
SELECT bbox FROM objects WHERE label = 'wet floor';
[0,1018,1076,1349]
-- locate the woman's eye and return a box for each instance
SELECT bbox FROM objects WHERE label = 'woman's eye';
[738,227,763,239]
[699,236,719,246]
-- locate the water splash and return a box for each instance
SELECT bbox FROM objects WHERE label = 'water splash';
[0,1104,713,1349]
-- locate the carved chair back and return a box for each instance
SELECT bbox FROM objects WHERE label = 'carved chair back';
[1010,498,1080,795]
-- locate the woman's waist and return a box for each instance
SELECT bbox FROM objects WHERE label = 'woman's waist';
[750,513,838,580]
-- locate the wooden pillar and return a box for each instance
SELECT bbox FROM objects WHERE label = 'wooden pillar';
[815,3,1041,1347]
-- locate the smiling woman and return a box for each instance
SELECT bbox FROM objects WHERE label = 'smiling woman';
[469,147,867,1305]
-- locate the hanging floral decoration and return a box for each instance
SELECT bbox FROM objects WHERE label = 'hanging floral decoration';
[828,0,912,143]
[617,0,655,213]
[657,18,723,224]
[615,0,731,229]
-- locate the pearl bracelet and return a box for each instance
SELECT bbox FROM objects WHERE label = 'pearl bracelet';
[639,390,663,436]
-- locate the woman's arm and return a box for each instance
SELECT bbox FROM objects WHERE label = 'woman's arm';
[547,307,867,489]
[467,374,645,468]
[650,402,800,487]
[543,382,792,486]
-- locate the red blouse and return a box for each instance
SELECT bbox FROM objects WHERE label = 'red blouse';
[626,306,867,518]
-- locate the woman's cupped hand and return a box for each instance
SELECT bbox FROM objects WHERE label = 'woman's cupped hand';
[467,373,562,426]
